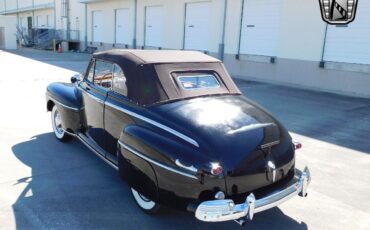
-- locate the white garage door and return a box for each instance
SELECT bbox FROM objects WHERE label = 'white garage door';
[115,8,130,45]
[240,0,282,56]
[184,2,211,51]
[92,11,103,42]
[323,1,370,65]
[145,6,164,47]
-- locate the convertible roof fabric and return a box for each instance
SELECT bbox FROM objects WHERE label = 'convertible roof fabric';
[92,49,241,106]
[93,49,221,65]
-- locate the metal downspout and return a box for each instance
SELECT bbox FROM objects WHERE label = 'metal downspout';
[319,23,328,68]
[219,0,228,60]
[133,0,137,49]
[236,0,245,59]
[84,3,87,49]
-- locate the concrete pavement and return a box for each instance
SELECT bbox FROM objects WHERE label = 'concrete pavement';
[0,49,369,229]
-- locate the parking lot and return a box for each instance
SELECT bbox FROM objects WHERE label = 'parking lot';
[0,49,369,229]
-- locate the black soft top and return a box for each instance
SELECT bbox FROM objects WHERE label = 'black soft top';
[92,50,241,106]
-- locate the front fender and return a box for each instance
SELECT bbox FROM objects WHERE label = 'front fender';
[46,82,83,133]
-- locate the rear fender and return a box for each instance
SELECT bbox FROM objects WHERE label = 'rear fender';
[118,125,226,209]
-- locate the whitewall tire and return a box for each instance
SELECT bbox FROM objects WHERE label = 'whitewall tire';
[131,188,161,214]
[51,106,71,142]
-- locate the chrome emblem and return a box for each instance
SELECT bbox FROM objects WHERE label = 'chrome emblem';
[319,0,359,25]
[266,161,276,183]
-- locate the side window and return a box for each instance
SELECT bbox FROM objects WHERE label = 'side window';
[86,61,95,82]
[112,64,128,97]
[94,60,114,89]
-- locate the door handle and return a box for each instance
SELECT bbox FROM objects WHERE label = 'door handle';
[86,86,91,91]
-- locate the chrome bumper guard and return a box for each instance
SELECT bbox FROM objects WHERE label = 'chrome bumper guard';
[195,167,311,223]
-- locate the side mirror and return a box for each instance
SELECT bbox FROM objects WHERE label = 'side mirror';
[71,73,82,84]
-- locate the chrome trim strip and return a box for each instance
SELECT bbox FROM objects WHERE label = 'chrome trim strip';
[77,134,118,171]
[260,140,280,149]
[227,123,274,135]
[62,129,77,137]
[118,140,198,180]
[106,101,199,147]
[46,95,79,111]
[175,159,198,173]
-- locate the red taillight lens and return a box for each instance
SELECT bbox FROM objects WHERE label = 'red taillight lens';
[211,163,223,176]
[293,141,302,150]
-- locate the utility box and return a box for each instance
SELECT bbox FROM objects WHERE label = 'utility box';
[0,15,17,50]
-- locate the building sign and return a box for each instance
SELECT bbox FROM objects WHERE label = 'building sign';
[319,0,358,24]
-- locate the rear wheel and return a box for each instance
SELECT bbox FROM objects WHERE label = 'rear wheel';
[51,106,71,142]
[131,187,161,214]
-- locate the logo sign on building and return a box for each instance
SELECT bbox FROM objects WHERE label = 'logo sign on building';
[319,0,358,24]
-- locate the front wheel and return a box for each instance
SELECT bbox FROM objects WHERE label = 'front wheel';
[51,106,71,142]
[131,188,161,214]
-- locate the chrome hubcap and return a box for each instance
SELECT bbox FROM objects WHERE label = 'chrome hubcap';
[52,107,64,139]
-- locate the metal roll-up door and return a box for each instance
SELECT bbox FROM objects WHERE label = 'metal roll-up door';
[323,1,370,64]
[115,8,130,45]
[184,2,212,51]
[144,6,164,47]
[239,0,283,56]
[92,11,103,43]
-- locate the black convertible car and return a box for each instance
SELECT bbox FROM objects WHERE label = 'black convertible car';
[45,49,310,225]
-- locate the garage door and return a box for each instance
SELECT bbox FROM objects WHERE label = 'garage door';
[184,2,211,51]
[115,8,130,45]
[239,0,282,56]
[145,6,163,47]
[323,1,370,65]
[92,11,103,43]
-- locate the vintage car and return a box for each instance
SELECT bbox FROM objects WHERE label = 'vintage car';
[45,49,310,225]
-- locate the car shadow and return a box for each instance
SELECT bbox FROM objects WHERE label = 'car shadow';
[11,133,307,229]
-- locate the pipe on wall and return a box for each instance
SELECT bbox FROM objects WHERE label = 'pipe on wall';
[84,3,87,49]
[319,24,328,68]
[219,0,228,60]
[236,0,245,59]
[133,0,137,48]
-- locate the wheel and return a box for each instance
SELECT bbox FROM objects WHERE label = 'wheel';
[131,187,161,214]
[51,106,71,142]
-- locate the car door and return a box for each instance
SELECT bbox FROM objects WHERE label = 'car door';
[79,59,113,150]
[104,63,132,162]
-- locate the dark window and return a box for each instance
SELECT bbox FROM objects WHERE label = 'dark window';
[112,64,128,96]
[94,60,114,89]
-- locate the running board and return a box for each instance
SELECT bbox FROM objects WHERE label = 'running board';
[77,133,119,171]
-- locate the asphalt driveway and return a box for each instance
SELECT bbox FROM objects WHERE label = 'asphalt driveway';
[0,49,369,230]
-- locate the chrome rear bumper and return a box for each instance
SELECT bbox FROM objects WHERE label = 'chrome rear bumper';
[195,167,311,223]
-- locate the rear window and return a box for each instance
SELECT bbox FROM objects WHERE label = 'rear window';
[176,74,220,90]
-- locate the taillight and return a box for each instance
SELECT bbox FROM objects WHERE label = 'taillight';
[211,163,223,176]
[293,140,302,150]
